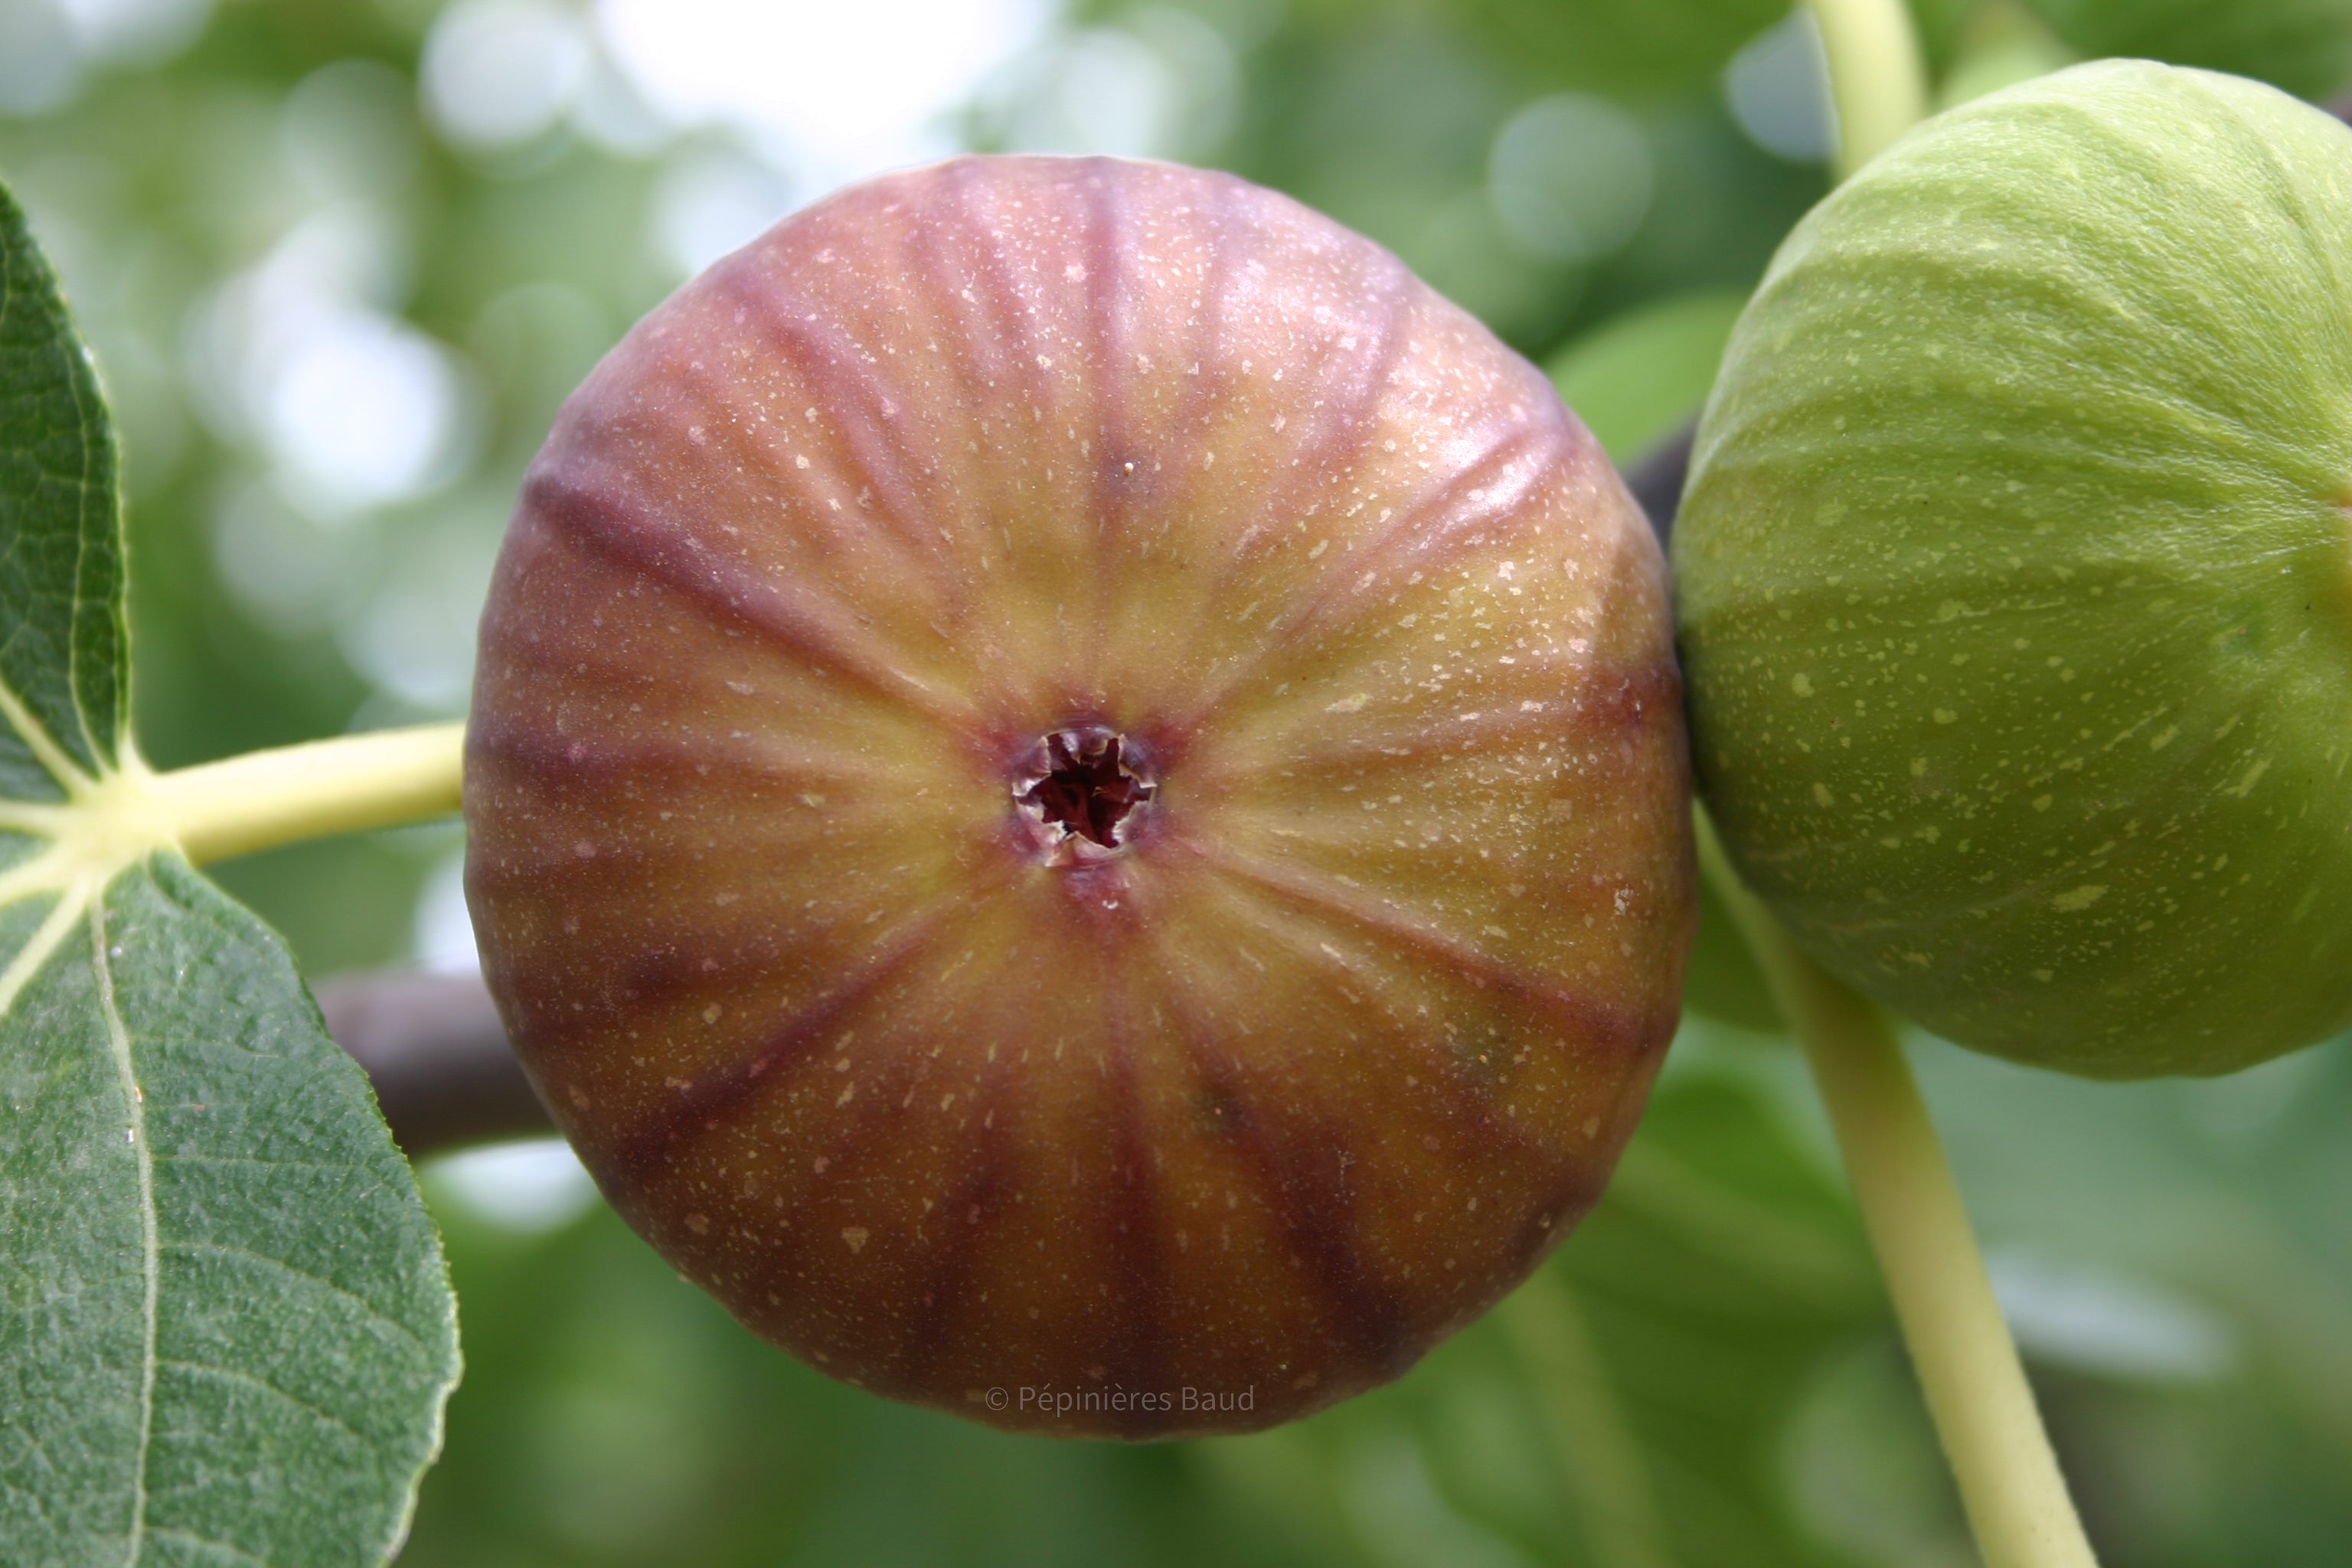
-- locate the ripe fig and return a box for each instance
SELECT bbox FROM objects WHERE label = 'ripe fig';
[465,155,1694,1436]
[1675,62,2352,1078]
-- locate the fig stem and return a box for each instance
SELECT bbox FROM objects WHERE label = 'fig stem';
[1806,0,1930,178]
[147,722,466,864]
[1695,809,2099,1568]
[1754,20,2094,1562]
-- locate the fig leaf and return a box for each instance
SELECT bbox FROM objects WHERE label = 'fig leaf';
[0,178,458,1566]
[1545,289,1748,466]
[2019,0,2352,101]
[1443,0,1792,96]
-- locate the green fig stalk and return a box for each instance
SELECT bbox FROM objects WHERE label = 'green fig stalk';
[1699,812,2096,1568]
[1808,0,1931,177]
[1687,13,2105,1567]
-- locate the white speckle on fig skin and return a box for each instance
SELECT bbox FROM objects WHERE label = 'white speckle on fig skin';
[466,155,1691,1439]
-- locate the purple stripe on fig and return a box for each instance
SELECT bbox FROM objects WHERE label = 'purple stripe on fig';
[1180,839,1661,1055]
[1230,660,1683,781]
[466,152,1694,1439]
[1164,1003,1416,1381]
[890,1054,1022,1386]
[468,722,874,799]
[1073,161,1147,573]
[516,467,977,733]
[1094,948,1183,1435]
[689,267,979,606]
[1173,263,1423,568]
[1151,911,1576,1184]
[596,884,998,1174]
[1162,186,1411,586]
[1169,417,1559,742]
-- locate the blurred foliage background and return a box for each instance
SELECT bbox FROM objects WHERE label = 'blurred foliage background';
[2,0,2349,1561]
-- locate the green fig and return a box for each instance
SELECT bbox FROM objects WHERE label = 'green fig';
[1674,60,2352,1077]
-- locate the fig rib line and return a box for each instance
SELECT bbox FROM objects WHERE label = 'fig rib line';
[603,884,998,1173]
[1181,839,1660,1056]
[702,263,978,615]
[1171,416,1557,741]
[1168,256,1423,645]
[525,466,982,741]
[1094,926,1178,1432]
[1156,978,1413,1381]
[888,1049,1022,1397]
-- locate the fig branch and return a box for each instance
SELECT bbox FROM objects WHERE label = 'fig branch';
[316,969,549,1156]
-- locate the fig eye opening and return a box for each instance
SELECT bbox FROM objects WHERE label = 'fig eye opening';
[1014,725,1158,861]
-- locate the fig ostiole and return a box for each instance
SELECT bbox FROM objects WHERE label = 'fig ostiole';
[465,155,1695,1437]
[1675,60,2352,1078]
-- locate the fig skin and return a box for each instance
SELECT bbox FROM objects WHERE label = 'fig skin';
[1675,62,2352,1078]
[464,155,1694,1438]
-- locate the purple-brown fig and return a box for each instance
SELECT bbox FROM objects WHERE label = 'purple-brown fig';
[464,154,1693,1438]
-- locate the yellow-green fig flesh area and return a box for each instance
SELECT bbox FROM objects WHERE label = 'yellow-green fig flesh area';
[1676,61,2352,1078]
[466,155,1694,1438]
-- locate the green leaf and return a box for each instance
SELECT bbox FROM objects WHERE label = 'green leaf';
[1441,0,1793,98]
[2018,0,2352,100]
[0,178,459,1565]
[1545,289,1747,466]
[1437,0,1982,99]
[0,182,126,799]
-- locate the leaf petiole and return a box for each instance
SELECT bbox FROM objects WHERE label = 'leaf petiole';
[145,720,466,864]
[0,722,465,892]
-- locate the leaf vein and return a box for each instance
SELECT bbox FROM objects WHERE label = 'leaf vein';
[142,1527,270,1568]
[90,895,158,1568]
[158,1240,433,1357]
[0,883,85,1020]
[154,1359,374,1452]
[0,665,95,799]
